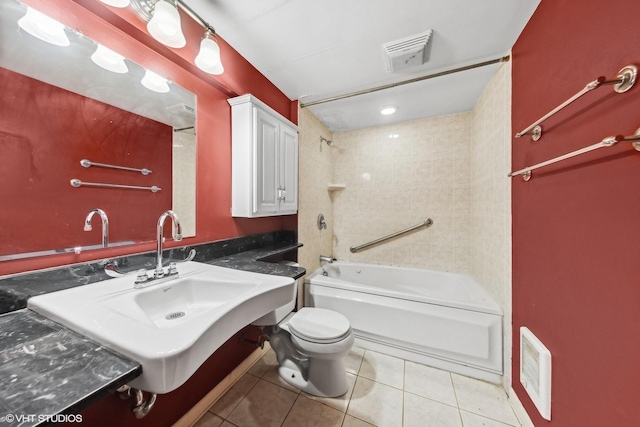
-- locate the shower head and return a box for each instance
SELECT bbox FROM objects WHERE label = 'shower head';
[320,136,333,146]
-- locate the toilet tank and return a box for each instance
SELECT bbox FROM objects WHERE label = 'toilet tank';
[252,262,298,326]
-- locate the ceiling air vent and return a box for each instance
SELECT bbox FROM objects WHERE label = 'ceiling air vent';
[167,103,195,117]
[382,30,433,73]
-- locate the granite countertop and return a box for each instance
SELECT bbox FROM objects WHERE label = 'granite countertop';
[0,236,304,427]
[205,242,306,278]
[0,310,140,427]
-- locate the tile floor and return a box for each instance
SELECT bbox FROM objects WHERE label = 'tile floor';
[194,347,522,427]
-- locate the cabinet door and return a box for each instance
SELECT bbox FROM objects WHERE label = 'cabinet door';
[279,124,298,214]
[254,108,280,215]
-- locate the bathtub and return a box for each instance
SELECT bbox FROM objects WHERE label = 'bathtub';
[304,262,503,383]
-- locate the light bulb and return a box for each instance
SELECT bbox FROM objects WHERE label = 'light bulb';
[91,44,128,73]
[195,37,224,75]
[18,7,70,47]
[141,69,170,93]
[147,0,186,48]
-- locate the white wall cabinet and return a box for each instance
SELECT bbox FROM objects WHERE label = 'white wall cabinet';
[228,94,298,217]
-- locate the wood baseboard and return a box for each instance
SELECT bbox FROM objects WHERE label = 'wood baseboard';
[173,343,271,427]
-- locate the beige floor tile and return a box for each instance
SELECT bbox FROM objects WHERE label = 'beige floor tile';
[358,350,405,389]
[220,422,237,427]
[460,410,521,427]
[451,374,519,426]
[227,379,298,427]
[281,395,345,427]
[302,372,357,412]
[342,414,376,427]
[404,361,457,407]
[262,363,301,393]
[345,346,365,375]
[210,373,259,418]
[403,392,462,427]
[248,349,278,378]
[193,411,224,427]
[347,376,403,427]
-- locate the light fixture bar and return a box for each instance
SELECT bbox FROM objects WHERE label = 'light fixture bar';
[175,0,216,35]
[130,0,217,35]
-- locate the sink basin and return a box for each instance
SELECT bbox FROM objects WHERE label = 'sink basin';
[28,261,295,394]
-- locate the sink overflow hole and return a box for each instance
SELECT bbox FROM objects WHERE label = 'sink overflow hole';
[166,311,185,320]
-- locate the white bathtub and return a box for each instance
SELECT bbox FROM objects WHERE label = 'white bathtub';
[304,262,503,383]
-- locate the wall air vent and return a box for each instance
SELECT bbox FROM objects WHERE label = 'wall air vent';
[382,30,433,73]
[166,103,195,117]
[520,327,552,421]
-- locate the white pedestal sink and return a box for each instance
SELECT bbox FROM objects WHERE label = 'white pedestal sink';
[28,261,295,394]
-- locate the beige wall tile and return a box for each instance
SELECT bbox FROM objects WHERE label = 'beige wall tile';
[297,59,512,392]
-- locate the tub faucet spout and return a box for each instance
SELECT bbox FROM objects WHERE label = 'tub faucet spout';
[319,255,335,264]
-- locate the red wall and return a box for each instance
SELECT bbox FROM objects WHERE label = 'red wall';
[0,68,172,255]
[71,327,259,427]
[0,0,297,276]
[512,0,640,425]
[3,1,297,424]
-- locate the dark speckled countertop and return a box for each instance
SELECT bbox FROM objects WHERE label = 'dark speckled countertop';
[0,232,303,427]
[0,310,140,426]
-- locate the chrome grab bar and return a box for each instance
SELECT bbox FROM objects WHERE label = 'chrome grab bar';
[350,218,433,253]
[515,65,637,141]
[81,159,152,175]
[509,128,640,181]
[70,179,161,192]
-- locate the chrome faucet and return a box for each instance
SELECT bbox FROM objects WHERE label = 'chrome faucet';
[319,255,335,264]
[103,210,195,288]
[155,210,182,279]
[84,208,109,248]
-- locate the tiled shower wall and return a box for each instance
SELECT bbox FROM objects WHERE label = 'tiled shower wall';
[298,61,512,388]
[469,60,512,389]
[297,107,334,305]
[331,112,473,270]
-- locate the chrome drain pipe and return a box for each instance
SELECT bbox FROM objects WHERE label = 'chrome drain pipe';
[133,390,157,419]
[116,385,157,418]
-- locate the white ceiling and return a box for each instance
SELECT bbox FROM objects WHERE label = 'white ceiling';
[186,0,540,132]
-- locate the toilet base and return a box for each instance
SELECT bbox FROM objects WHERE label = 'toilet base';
[278,357,349,397]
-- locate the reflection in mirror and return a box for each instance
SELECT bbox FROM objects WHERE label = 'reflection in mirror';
[0,0,196,261]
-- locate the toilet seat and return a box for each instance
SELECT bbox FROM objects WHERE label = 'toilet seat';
[288,308,351,344]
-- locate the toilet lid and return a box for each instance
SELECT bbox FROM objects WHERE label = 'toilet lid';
[288,308,351,344]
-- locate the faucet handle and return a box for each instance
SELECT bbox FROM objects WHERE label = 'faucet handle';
[168,262,178,275]
[182,249,196,262]
[135,269,149,284]
[104,262,125,278]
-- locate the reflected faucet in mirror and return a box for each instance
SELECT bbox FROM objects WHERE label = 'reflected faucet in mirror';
[84,208,109,248]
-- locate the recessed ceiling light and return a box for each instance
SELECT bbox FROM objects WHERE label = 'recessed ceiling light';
[388,133,400,139]
[380,105,397,115]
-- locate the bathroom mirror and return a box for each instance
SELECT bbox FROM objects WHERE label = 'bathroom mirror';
[0,0,197,261]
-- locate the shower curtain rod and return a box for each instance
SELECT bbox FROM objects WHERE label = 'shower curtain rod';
[300,55,510,108]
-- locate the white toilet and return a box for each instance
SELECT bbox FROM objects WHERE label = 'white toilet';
[252,272,354,397]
